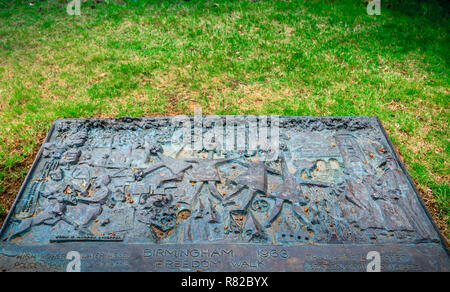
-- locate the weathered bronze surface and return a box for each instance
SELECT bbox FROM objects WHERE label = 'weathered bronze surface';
[0,116,448,271]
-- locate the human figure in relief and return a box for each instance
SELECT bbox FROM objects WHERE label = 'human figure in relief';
[6,170,78,241]
[375,156,433,240]
[76,175,112,234]
[264,152,331,228]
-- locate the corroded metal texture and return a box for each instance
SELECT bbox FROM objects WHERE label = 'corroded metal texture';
[0,116,448,272]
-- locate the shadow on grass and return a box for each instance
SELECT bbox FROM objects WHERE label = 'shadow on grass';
[382,0,449,20]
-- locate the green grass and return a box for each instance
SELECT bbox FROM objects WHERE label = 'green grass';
[0,0,448,233]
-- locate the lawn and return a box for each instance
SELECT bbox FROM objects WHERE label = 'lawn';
[0,0,448,239]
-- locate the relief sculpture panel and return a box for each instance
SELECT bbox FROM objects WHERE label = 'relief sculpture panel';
[0,116,448,271]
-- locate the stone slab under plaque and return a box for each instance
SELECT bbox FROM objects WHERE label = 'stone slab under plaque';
[0,116,448,272]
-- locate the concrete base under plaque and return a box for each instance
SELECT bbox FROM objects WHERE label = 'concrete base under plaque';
[0,116,448,271]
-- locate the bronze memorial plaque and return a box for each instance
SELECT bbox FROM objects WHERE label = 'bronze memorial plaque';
[0,116,449,271]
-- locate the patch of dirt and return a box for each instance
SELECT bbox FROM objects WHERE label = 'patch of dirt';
[416,184,450,245]
[394,145,405,163]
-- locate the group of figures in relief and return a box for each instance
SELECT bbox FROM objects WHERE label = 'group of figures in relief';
[2,118,438,245]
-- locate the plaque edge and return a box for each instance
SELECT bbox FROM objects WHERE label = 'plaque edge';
[0,116,448,259]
